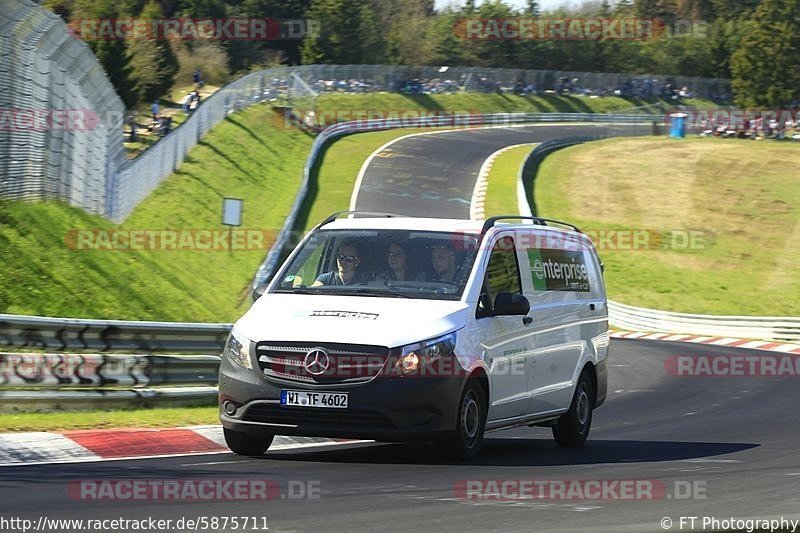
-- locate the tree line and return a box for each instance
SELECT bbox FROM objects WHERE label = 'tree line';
[44,0,800,108]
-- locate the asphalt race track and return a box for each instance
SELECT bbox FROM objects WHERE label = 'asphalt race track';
[352,123,648,218]
[2,124,798,533]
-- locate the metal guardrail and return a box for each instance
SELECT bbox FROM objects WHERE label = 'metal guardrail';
[517,135,601,217]
[0,313,231,352]
[0,352,220,411]
[5,297,799,409]
[608,301,800,342]
[0,352,220,388]
[0,387,218,411]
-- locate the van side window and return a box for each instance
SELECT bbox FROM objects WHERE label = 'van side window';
[477,236,522,317]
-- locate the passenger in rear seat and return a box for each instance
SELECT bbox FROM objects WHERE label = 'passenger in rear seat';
[380,241,426,282]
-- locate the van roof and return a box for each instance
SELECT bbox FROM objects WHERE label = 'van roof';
[319,214,585,237]
[321,216,484,233]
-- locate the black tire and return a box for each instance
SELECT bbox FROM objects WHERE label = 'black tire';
[441,380,487,460]
[552,371,594,447]
[223,428,274,456]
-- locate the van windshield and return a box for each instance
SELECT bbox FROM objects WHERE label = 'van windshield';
[271,229,480,300]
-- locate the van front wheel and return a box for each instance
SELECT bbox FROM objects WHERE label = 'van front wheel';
[223,428,274,456]
[441,380,487,460]
[552,372,594,447]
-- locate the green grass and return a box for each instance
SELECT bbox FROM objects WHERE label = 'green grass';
[535,137,800,315]
[0,93,721,322]
[0,104,313,321]
[0,406,218,432]
[484,144,537,218]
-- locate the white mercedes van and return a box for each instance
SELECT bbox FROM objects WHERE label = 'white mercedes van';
[219,213,609,459]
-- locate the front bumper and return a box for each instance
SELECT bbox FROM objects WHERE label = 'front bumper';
[219,356,467,442]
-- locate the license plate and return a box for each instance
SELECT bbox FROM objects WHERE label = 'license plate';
[280,390,348,409]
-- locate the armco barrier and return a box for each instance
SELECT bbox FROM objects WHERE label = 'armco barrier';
[1,298,799,412]
[0,352,220,388]
[0,352,220,411]
[0,387,217,411]
[0,313,231,352]
[608,301,800,342]
[0,315,225,409]
[517,135,599,217]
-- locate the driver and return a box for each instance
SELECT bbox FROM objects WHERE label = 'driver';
[312,242,361,286]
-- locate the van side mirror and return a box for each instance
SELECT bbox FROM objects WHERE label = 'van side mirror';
[493,292,530,316]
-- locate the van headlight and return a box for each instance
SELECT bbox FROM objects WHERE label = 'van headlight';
[224,330,253,370]
[395,333,457,376]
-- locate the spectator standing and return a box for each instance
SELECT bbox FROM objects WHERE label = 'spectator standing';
[159,116,172,137]
[127,112,137,142]
[151,100,159,121]
[189,90,200,112]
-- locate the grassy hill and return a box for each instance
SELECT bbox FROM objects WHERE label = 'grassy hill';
[0,105,312,321]
[535,137,800,315]
[0,93,724,321]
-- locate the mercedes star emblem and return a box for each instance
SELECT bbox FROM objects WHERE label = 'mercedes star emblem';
[303,348,330,376]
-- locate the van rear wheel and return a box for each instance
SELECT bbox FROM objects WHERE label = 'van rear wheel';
[440,380,487,460]
[552,371,594,447]
[223,428,274,456]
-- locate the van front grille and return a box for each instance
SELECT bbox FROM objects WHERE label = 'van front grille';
[255,341,390,385]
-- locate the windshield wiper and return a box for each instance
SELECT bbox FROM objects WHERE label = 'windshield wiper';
[330,287,412,298]
[274,287,319,294]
